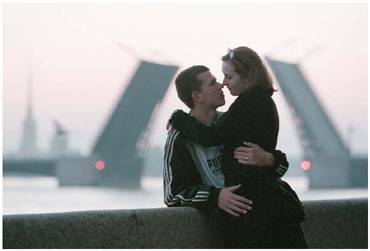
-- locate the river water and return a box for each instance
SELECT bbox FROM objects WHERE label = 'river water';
[3,176,367,215]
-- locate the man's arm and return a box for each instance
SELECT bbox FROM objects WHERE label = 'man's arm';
[233,142,289,177]
[163,129,220,209]
[164,130,253,216]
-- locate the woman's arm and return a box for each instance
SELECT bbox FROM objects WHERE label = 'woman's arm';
[170,110,222,146]
[170,95,248,147]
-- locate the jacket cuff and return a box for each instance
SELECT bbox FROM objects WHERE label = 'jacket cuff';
[271,150,285,168]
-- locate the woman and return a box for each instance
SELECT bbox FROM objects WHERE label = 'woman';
[170,46,308,248]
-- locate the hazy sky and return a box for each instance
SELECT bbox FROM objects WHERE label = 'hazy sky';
[3,2,368,157]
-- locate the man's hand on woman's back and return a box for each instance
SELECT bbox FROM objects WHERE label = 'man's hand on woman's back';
[218,184,253,217]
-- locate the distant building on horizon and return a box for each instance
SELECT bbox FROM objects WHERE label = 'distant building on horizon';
[50,120,69,158]
[16,64,77,159]
[18,64,39,158]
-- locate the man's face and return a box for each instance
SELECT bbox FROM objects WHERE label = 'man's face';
[194,70,225,109]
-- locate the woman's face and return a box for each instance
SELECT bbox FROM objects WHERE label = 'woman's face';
[222,60,249,96]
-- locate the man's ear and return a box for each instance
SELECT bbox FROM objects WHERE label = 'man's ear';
[191,91,201,103]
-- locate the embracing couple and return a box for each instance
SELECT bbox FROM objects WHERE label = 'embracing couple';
[163,46,308,248]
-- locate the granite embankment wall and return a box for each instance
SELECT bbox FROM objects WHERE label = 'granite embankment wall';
[3,198,367,248]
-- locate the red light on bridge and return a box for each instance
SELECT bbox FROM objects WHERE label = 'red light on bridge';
[301,160,311,171]
[95,160,106,170]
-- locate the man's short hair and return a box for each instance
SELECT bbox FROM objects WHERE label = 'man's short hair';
[175,65,209,109]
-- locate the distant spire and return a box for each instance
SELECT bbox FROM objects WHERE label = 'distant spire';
[27,59,33,116]
[19,57,38,157]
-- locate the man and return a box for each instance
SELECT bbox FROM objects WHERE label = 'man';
[163,65,289,217]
